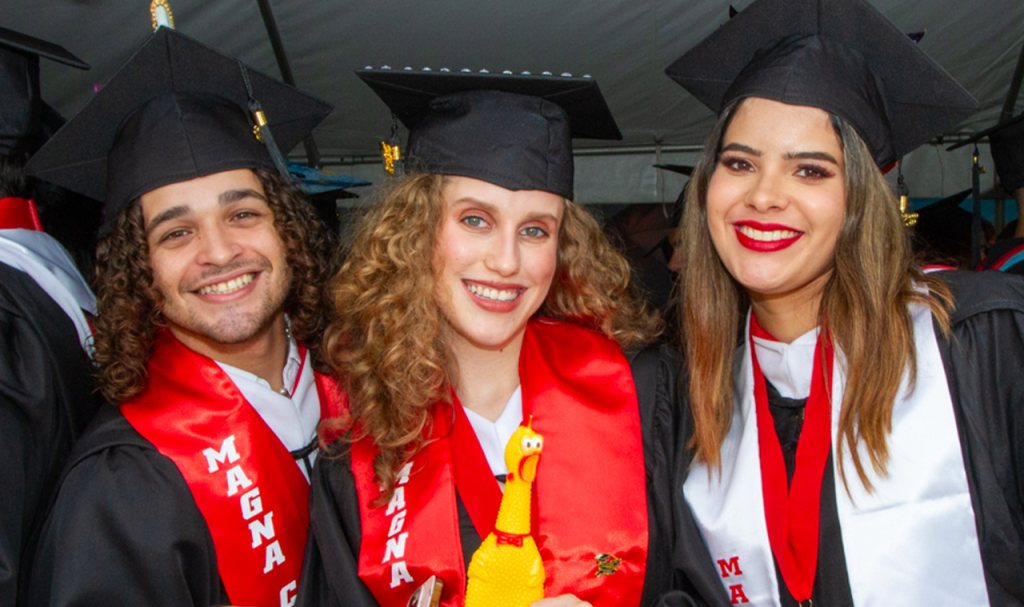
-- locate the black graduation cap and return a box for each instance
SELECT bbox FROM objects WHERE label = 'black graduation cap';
[664,0,978,168]
[357,68,622,200]
[912,188,974,267]
[26,27,332,230]
[0,26,89,156]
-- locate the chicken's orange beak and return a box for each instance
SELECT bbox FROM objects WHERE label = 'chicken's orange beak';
[519,452,541,483]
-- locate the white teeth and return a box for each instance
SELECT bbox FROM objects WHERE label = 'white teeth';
[467,283,520,302]
[197,273,255,295]
[737,225,800,241]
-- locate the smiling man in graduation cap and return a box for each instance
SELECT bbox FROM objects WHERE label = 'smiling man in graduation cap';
[0,27,99,607]
[664,0,1024,605]
[23,27,342,607]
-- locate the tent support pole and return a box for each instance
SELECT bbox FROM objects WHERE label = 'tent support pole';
[1000,40,1024,124]
[256,0,322,167]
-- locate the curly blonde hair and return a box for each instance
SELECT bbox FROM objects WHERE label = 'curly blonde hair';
[321,173,658,496]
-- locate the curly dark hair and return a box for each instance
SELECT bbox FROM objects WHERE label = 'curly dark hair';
[92,168,334,404]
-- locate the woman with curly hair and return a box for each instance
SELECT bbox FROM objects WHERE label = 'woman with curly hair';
[298,71,686,607]
[663,0,1024,605]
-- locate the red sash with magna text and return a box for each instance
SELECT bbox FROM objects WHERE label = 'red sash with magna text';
[121,331,345,607]
[352,319,649,607]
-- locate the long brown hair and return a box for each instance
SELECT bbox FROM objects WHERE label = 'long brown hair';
[321,173,658,497]
[93,168,333,404]
[680,99,952,491]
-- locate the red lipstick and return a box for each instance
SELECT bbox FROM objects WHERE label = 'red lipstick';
[734,221,802,252]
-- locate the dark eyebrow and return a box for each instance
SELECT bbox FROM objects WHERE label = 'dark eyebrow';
[721,143,839,166]
[720,142,762,156]
[784,150,840,164]
[145,189,267,238]
[219,188,267,205]
[145,205,190,238]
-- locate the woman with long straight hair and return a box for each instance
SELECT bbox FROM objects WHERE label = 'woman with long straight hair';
[665,0,1024,605]
[298,70,689,607]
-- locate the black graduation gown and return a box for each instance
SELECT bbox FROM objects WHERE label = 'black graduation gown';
[671,270,1024,606]
[297,344,702,607]
[0,263,99,607]
[983,237,1024,275]
[25,404,230,607]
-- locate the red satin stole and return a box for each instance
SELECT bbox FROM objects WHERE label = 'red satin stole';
[750,316,834,603]
[352,319,649,607]
[0,197,43,230]
[121,331,345,607]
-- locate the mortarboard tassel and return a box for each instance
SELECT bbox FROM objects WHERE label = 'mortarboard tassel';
[381,113,403,176]
[381,141,400,176]
[897,163,918,227]
[238,61,292,183]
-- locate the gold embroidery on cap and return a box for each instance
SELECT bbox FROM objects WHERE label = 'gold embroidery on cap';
[150,0,175,31]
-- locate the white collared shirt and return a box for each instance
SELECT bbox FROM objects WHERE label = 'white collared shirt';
[463,385,524,476]
[216,337,321,480]
[751,326,819,399]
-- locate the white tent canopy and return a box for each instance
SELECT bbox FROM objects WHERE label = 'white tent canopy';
[7,0,1024,205]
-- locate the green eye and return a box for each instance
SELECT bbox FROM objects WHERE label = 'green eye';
[462,216,485,228]
[522,226,547,238]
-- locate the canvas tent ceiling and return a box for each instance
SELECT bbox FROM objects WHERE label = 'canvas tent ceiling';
[6,0,1024,203]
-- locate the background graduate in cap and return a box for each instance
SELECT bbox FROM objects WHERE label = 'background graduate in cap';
[909,188,986,270]
[23,25,344,607]
[977,113,1024,274]
[664,0,1024,604]
[0,27,100,607]
[300,68,689,607]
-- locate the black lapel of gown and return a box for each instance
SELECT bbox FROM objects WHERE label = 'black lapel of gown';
[932,270,1024,605]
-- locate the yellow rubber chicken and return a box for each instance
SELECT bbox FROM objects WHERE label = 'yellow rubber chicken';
[465,417,545,607]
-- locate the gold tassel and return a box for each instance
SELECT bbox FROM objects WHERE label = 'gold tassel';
[896,162,917,227]
[252,110,268,144]
[900,194,918,227]
[381,141,401,176]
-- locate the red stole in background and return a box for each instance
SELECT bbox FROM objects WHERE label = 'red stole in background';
[0,197,43,230]
[121,331,345,607]
[352,319,649,607]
